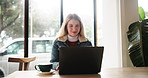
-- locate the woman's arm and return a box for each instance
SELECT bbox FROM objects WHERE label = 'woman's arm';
[50,40,59,70]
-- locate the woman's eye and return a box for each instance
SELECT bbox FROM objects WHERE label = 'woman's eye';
[68,24,73,27]
[76,24,80,27]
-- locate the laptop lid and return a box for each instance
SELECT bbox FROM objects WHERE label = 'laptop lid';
[59,46,104,75]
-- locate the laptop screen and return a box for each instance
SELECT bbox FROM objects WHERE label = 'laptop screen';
[59,47,104,75]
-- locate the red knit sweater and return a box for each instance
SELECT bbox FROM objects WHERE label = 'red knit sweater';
[68,41,79,47]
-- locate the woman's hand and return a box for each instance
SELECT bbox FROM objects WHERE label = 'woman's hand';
[56,65,59,71]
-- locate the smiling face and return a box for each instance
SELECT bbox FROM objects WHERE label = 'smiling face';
[67,19,81,37]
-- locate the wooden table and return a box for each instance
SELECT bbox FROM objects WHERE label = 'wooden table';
[5,67,148,78]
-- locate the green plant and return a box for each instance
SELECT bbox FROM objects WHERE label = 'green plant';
[138,6,145,21]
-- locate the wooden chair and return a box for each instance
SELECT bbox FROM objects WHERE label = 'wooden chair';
[8,57,36,71]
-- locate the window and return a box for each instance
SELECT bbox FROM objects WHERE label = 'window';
[138,0,148,19]
[0,0,24,48]
[30,0,60,38]
[0,0,96,54]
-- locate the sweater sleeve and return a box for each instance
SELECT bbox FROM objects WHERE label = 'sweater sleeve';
[50,40,59,70]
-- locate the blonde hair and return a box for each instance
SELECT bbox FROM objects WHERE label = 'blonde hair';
[57,14,86,40]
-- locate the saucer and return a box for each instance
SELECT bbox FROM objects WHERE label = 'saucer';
[39,72,53,75]
[38,70,55,75]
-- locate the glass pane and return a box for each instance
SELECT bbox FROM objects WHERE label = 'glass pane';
[0,0,24,76]
[138,0,148,19]
[63,0,94,45]
[30,0,60,38]
[28,0,60,71]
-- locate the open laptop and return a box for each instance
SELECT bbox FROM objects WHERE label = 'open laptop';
[59,46,104,75]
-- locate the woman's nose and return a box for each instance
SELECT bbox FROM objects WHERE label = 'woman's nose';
[72,27,77,31]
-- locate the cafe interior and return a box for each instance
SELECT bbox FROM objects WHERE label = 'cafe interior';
[0,0,148,78]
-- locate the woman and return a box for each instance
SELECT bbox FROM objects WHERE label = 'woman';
[50,14,92,70]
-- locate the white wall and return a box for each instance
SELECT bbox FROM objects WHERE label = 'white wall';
[120,0,139,67]
[100,0,122,68]
[98,0,139,68]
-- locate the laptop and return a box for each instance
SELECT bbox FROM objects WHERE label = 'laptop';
[59,46,104,75]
